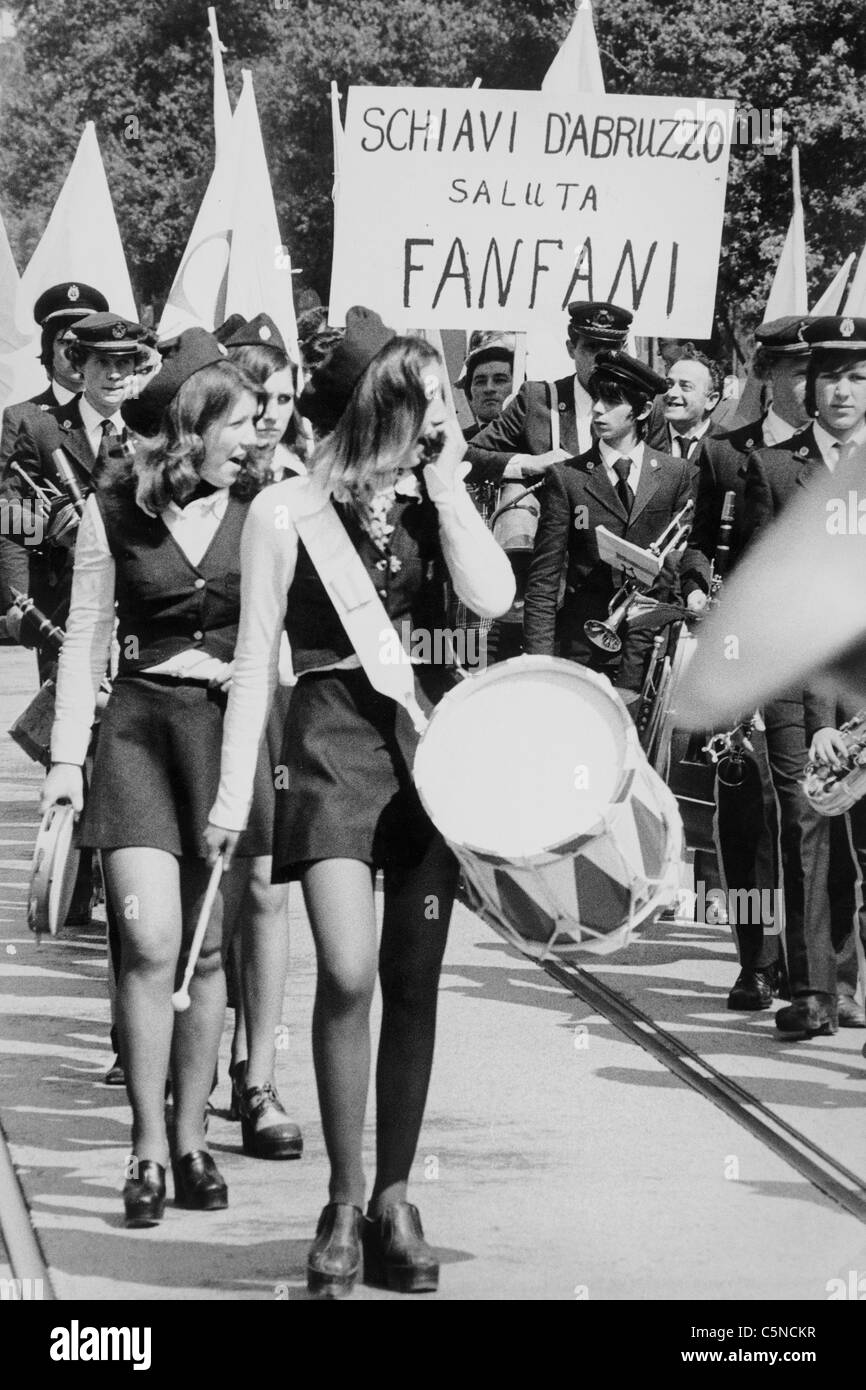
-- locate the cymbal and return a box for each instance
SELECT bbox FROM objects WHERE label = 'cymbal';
[679,442,866,727]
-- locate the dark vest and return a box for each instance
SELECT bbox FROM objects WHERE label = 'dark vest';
[285,493,449,674]
[96,486,248,675]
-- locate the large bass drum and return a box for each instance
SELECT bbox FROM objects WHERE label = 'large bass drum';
[413,655,683,958]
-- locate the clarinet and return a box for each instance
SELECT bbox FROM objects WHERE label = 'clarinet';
[51,448,88,517]
[10,589,65,658]
[701,491,759,785]
[708,489,735,600]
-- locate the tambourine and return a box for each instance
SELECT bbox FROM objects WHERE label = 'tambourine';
[27,802,81,937]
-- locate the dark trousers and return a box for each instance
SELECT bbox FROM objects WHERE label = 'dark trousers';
[764,698,834,997]
[828,810,866,998]
[714,726,781,971]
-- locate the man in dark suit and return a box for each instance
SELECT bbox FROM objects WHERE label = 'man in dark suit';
[464,301,633,488]
[646,347,728,466]
[0,282,109,619]
[524,351,693,696]
[679,317,813,607]
[1,311,151,648]
[455,330,515,443]
[744,314,866,1038]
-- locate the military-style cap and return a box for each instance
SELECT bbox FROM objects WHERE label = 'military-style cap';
[590,350,666,397]
[213,313,248,345]
[567,301,632,344]
[121,327,228,437]
[33,281,109,327]
[801,316,866,350]
[71,312,151,356]
[754,315,812,355]
[297,305,395,433]
[456,330,516,390]
[223,312,287,354]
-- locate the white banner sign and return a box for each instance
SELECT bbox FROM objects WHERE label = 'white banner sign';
[330,87,733,337]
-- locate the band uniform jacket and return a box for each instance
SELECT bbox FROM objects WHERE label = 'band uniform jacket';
[744,422,833,712]
[0,397,98,626]
[523,444,694,685]
[464,375,582,486]
[0,385,62,608]
[678,415,786,597]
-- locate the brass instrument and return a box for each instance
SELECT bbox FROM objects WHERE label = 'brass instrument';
[584,498,694,656]
[801,709,866,815]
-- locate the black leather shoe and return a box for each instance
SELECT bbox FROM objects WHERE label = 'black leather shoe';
[104,1055,125,1086]
[240,1083,303,1160]
[727,966,778,1011]
[123,1159,166,1228]
[363,1202,439,1293]
[307,1203,364,1298]
[172,1150,228,1210]
[775,994,838,1039]
[837,996,866,1028]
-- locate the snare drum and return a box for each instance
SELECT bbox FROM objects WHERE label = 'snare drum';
[413,655,682,958]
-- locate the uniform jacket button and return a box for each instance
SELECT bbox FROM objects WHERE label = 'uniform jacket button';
[194,578,205,589]
[193,629,203,640]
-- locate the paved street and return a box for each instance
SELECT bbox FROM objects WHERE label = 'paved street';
[0,646,864,1301]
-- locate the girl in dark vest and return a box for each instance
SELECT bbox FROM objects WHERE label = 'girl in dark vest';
[207,311,515,1296]
[40,332,299,1227]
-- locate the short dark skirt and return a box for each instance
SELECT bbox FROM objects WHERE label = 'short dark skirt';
[79,675,275,859]
[271,665,454,882]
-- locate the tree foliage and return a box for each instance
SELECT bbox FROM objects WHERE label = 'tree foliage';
[0,0,862,338]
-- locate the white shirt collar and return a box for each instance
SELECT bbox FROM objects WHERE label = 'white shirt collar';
[574,377,593,417]
[669,416,711,452]
[813,420,866,471]
[762,407,797,447]
[52,381,78,407]
[599,438,644,488]
[78,394,124,454]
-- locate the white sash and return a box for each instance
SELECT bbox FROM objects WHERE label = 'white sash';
[285,477,429,733]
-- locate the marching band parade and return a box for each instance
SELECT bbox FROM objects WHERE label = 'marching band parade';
[0,0,863,1341]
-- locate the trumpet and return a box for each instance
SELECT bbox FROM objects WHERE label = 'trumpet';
[584,498,694,656]
[801,709,866,815]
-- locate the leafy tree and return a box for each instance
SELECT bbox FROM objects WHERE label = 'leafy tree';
[0,0,862,344]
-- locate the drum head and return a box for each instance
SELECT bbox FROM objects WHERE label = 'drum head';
[415,656,630,859]
[28,803,81,937]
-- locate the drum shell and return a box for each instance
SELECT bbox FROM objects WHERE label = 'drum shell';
[414,655,683,959]
[491,484,541,555]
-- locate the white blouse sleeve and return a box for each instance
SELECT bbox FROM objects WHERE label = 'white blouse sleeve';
[423,459,516,618]
[51,493,116,767]
[209,486,299,831]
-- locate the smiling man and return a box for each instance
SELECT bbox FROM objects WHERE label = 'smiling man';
[654,347,726,463]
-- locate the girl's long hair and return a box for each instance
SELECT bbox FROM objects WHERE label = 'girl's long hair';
[124,361,263,514]
[226,341,306,462]
[312,336,441,513]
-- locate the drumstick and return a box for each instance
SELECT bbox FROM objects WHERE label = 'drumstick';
[172,856,224,1012]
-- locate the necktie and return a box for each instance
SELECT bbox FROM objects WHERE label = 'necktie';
[676,435,696,459]
[613,457,634,515]
[834,440,855,470]
[95,419,119,480]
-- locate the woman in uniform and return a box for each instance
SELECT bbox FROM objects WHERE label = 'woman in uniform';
[206,310,515,1296]
[40,330,292,1226]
